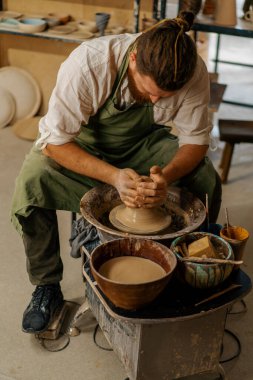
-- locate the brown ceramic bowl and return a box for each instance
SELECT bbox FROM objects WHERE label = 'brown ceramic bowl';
[90,238,177,310]
[47,13,70,25]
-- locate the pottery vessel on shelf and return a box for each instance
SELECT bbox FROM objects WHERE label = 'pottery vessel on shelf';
[18,18,47,33]
[47,13,70,25]
[77,20,98,33]
[214,0,237,26]
[43,17,60,28]
[49,25,77,35]
[95,12,111,36]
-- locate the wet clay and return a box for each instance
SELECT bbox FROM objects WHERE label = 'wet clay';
[99,256,167,284]
[109,205,172,234]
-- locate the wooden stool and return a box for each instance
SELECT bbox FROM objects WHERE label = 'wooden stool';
[218,119,253,183]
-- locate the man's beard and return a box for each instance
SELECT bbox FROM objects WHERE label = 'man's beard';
[127,70,151,105]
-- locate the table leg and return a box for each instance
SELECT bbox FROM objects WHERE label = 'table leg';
[214,34,221,73]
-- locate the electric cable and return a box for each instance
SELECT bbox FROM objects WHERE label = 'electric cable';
[93,324,113,351]
[219,328,241,363]
[228,299,247,314]
[38,333,70,352]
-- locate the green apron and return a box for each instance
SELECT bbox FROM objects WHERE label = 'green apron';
[10,46,221,284]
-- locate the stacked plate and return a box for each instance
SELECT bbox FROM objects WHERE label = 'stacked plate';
[0,87,15,128]
[12,116,41,141]
[0,66,41,129]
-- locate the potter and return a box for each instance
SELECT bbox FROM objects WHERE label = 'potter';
[11,11,222,334]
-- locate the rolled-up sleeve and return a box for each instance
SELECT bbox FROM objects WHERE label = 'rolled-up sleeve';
[36,54,94,149]
[173,57,212,147]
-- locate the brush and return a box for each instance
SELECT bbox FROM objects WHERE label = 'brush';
[225,207,232,238]
[205,193,209,232]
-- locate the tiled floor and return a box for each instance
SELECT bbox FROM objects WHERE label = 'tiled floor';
[0,24,253,380]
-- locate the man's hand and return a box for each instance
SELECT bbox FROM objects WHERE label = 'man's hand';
[113,168,143,207]
[162,144,208,184]
[135,166,168,208]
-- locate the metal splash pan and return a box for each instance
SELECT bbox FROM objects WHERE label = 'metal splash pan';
[80,184,206,242]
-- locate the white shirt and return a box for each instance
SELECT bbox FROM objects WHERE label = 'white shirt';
[36,33,211,149]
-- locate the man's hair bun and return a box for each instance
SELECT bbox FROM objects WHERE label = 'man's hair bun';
[178,11,195,31]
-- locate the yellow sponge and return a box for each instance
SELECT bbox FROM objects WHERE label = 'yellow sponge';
[188,236,217,258]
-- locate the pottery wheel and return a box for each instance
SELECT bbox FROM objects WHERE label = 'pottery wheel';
[109,204,172,235]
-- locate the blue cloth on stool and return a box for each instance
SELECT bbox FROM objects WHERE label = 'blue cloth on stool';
[69,217,100,258]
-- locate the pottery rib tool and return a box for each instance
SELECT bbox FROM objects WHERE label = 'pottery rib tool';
[175,245,187,257]
[181,242,189,257]
[181,256,243,265]
[195,284,242,306]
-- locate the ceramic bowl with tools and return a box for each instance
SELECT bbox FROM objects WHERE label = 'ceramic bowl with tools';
[170,232,234,289]
[85,238,177,310]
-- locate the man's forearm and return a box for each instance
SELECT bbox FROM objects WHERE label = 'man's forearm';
[43,142,119,186]
[162,144,208,185]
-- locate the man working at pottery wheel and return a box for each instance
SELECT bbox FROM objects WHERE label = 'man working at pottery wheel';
[11,11,222,334]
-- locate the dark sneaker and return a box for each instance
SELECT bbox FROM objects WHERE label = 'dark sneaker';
[22,283,64,334]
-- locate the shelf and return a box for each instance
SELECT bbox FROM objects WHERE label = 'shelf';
[193,15,253,38]
[0,26,98,44]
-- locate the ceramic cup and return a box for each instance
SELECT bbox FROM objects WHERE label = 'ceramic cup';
[220,226,249,268]
[95,12,110,36]
[215,0,237,26]
[245,10,253,22]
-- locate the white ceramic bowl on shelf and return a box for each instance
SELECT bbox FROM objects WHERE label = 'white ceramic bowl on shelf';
[71,31,94,40]
[0,10,22,19]
[49,25,77,35]
[0,18,19,29]
[77,20,98,33]
[18,18,47,33]
[43,17,60,28]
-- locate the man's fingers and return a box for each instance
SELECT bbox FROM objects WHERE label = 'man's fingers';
[150,165,162,175]
[137,181,158,190]
[137,186,166,197]
[120,187,138,198]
